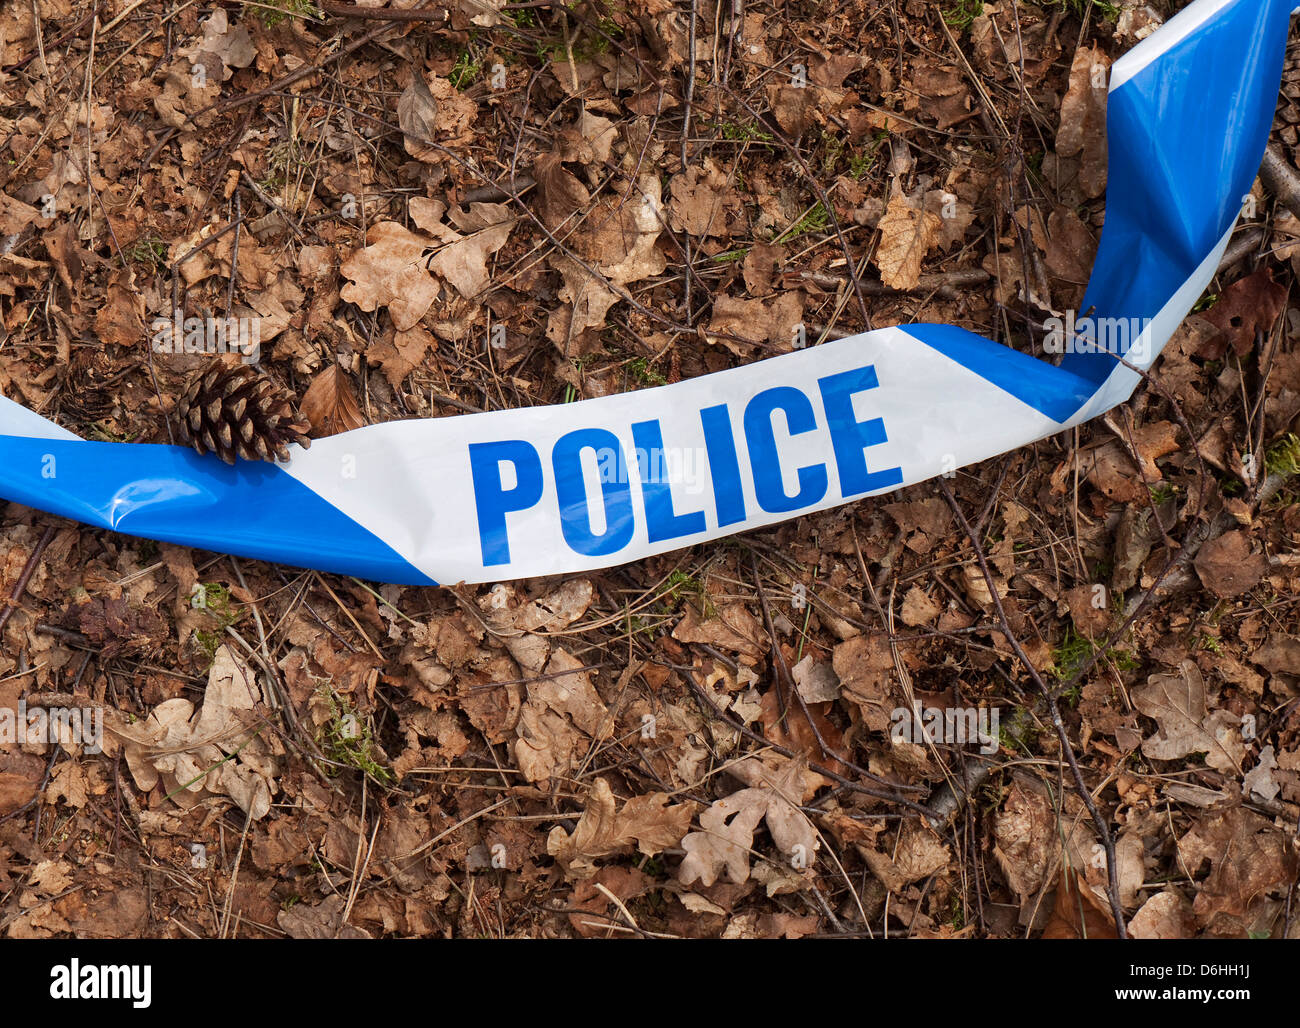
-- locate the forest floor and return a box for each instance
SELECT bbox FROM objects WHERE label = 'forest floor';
[1,0,1298,939]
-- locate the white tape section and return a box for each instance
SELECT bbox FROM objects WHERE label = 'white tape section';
[281,327,1063,583]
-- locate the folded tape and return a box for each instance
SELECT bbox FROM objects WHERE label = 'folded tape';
[0,0,1294,586]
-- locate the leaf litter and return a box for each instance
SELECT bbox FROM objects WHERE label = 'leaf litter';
[0,0,1297,941]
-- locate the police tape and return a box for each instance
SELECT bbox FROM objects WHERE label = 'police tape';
[0,0,1294,586]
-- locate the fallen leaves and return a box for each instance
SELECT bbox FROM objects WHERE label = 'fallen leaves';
[1132,660,1245,773]
[339,221,443,331]
[667,159,738,237]
[1193,530,1270,599]
[704,293,805,356]
[1041,868,1118,939]
[1056,44,1110,199]
[339,198,514,348]
[548,777,695,878]
[397,73,476,160]
[678,757,818,887]
[111,645,284,820]
[300,364,366,438]
[513,648,611,784]
[1178,806,1299,934]
[1200,267,1288,359]
[874,190,941,291]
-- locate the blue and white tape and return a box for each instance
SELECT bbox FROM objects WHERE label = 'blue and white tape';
[0,0,1293,585]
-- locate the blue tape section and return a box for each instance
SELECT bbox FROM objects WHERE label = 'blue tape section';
[898,323,1098,423]
[0,436,437,585]
[1063,0,1294,388]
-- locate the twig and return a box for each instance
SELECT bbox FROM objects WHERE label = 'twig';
[799,268,991,298]
[0,524,57,637]
[1259,144,1300,223]
[320,1,450,20]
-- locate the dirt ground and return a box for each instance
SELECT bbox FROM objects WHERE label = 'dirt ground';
[0,0,1298,939]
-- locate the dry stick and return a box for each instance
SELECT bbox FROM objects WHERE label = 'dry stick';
[800,268,991,297]
[1259,144,1300,222]
[319,1,450,20]
[938,478,1128,938]
[225,191,241,324]
[0,524,56,637]
[680,0,698,326]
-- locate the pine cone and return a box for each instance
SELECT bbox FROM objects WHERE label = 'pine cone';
[175,363,311,465]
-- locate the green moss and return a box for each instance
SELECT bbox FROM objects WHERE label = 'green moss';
[317,687,395,785]
[257,0,320,27]
[943,0,984,30]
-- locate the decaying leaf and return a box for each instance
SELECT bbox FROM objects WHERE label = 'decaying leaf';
[874,190,941,291]
[1200,267,1288,359]
[1057,44,1110,198]
[339,221,442,331]
[300,364,366,438]
[1178,806,1298,932]
[1041,868,1117,939]
[109,645,283,820]
[678,757,818,887]
[548,777,695,878]
[862,820,951,892]
[1131,660,1245,773]
[1193,530,1269,599]
[513,648,610,784]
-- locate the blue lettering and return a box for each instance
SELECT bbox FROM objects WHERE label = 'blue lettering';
[469,440,544,566]
[553,429,635,556]
[817,365,903,496]
[743,387,827,513]
[631,420,705,543]
[700,404,747,526]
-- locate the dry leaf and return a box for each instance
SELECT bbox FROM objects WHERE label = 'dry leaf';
[1178,806,1298,931]
[1132,660,1245,773]
[300,365,366,438]
[398,75,440,160]
[678,757,817,887]
[862,821,951,891]
[874,191,941,291]
[180,9,254,83]
[427,219,513,299]
[993,777,1056,905]
[1200,268,1288,359]
[547,777,695,878]
[790,654,840,703]
[1041,868,1117,939]
[1193,530,1268,599]
[111,645,283,820]
[1057,44,1110,199]
[513,648,610,784]
[339,221,440,330]
[1128,890,1196,939]
[704,293,805,356]
[668,160,734,237]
